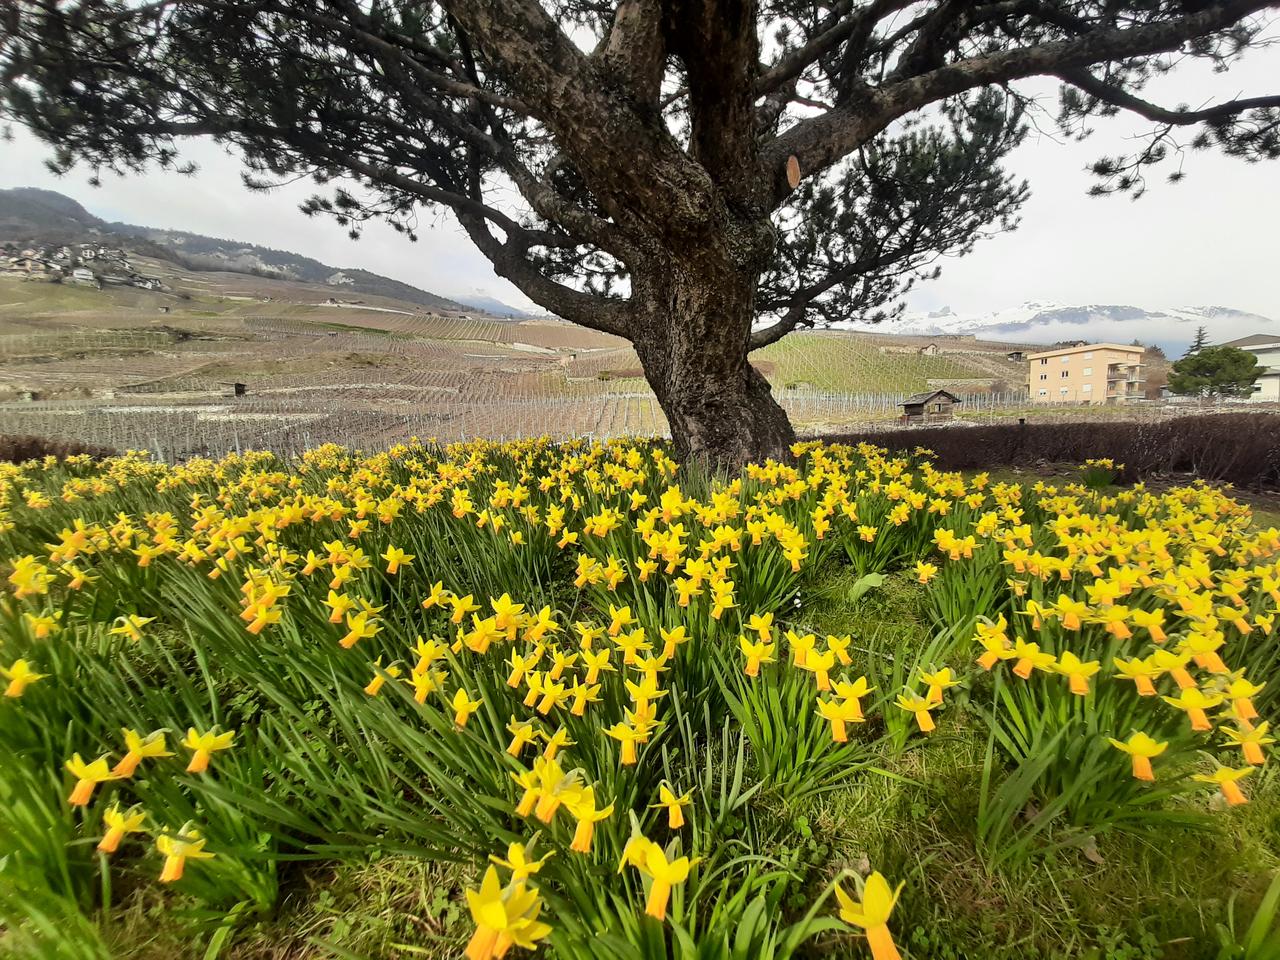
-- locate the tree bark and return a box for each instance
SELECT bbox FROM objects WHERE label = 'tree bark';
[631,239,795,468]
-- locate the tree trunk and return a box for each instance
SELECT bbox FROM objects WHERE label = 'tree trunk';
[632,245,795,468]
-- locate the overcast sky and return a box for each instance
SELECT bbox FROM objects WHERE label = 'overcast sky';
[2,31,1278,325]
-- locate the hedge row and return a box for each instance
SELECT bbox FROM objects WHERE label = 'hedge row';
[0,434,118,464]
[826,413,1280,489]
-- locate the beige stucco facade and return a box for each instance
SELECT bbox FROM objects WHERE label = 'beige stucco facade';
[1025,343,1145,404]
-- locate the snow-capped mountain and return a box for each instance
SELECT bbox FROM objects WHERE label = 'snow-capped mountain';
[836,302,1275,351]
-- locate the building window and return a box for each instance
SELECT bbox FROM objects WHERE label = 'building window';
[1060,387,1069,394]
[1039,373,1047,380]
[1061,356,1069,363]
[1084,352,1093,359]
[1083,367,1092,376]
[1038,389,1047,396]
[1061,370,1070,378]
[1083,384,1092,393]
[1040,358,1048,365]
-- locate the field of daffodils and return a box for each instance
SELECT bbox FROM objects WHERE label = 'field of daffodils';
[2,440,1279,959]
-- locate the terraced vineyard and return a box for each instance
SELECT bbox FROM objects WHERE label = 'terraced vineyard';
[0,274,1038,456]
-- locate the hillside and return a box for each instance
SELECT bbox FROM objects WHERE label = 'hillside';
[0,187,516,316]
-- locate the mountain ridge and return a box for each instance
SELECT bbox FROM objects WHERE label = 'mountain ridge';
[0,186,530,317]
[836,301,1276,352]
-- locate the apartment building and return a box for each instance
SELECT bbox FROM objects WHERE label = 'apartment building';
[1026,342,1145,404]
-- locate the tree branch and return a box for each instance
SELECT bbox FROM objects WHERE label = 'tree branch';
[1057,67,1280,124]
[763,0,1276,206]
[456,210,631,338]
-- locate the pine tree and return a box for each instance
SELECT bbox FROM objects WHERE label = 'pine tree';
[1168,346,1265,399]
[1185,327,1210,357]
[5,1,1279,463]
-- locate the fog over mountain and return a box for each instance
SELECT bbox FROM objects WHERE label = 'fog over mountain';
[837,302,1275,352]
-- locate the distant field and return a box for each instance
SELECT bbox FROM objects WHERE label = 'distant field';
[0,271,1106,457]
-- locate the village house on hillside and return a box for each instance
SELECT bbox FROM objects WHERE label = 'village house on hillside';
[0,239,164,291]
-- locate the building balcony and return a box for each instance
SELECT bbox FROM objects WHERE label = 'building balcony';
[1106,369,1145,383]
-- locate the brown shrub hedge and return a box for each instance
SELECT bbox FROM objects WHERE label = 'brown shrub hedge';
[825,413,1280,489]
[0,434,118,464]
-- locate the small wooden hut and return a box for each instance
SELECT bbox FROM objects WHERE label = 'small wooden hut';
[900,389,960,424]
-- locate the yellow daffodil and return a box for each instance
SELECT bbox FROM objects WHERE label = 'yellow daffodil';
[895,692,937,733]
[98,803,147,854]
[918,667,959,705]
[581,647,613,684]
[65,753,121,806]
[1113,656,1162,696]
[831,676,874,718]
[24,610,61,638]
[2,658,47,697]
[567,787,614,854]
[834,871,904,960]
[605,722,644,765]
[449,594,481,624]
[746,612,774,641]
[340,609,380,649]
[1192,765,1253,806]
[805,648,837,691]
[183,727,235,773]
[607,603,636,636]
[451,687,483,728]
[490,841,553,881]
[506,718,538,757]
[1054,651,1101,696]
[421,580,450,609]
[1010,639,1056,679]
[156,824,215,882]
[109,614,155,642]
[1221,722,1274,765]
[1107,731,1168,781]
[658,625,688,659]
[463,865,551,960]
[113,728,173,777]
[364,658,402,696]
[653,783,693,829]
[817,695,866,742]
[623,838,692,921]
[1225,676,1265,722]
[1161,688,1223,732]
[382,545,414,574]
[542,726,574,760]
[787,630,816,668]
[1151,649,1197,690]
[738,634,775,677]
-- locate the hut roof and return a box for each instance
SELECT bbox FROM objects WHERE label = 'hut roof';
[902,390,961,405]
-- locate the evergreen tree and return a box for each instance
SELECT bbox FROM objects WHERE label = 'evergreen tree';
[1185,326,1210,356]
[4,1,1278,463]
[1168,346,1265,399]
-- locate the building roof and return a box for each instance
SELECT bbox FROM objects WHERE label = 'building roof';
[1220,333,1280,349]
[902,390,961,405]
[1025,342,1145,360]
